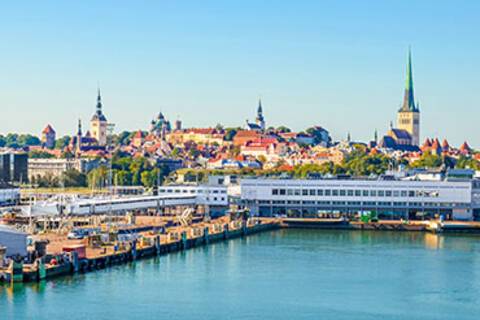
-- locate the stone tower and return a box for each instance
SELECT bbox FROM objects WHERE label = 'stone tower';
[396,49,420,146]
[90,88,108,146]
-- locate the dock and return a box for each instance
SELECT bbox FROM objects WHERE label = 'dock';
[0,217,279,284]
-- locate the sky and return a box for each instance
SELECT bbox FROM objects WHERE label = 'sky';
[1,0,479,147]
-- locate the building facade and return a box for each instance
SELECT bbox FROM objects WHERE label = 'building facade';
[0,181,20,206]
[28,158,99,180]
[240,178,480,220]
[0,153,28,184]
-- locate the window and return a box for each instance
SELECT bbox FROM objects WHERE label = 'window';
[279,189,286,195]
[363,190,369,197]
[302,189,308,196]
[340,190,346,196]
[317,189,324,196]
[294,189,301,196]
[332,190,339,196]
[309,189,316,196]
[401,191,407,197]
[287,189,293,196]
[370,190,377,197]
[355,190,361,197]
[378,190,385,197]
[409,191,415,197]
[348,190,354,196]
[325,190,331,196]
[272,189,279,195]
[385,190,392,197]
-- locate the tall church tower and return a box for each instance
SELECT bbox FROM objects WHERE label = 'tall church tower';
[396,49,420,146]
[90,88,108,146]
[255,99,265,132]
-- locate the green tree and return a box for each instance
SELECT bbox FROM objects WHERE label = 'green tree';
[114,170,132,186]
[455,155,480,170]
[411,152,443,168]
[55,136,71,149]
[61,169,87,187]
[87,166,108,189]
[224,128,239,141]
[28,150,54,159]
[277,126,291,133]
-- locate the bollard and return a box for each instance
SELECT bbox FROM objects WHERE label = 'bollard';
[131,240,137,260]
[154,235,161,255]
[181,232,188,250]
[11,260,24,283]
[71,251,80,273]
[203,227,210,245]
[223,224,229,240]
[37,258,46,280]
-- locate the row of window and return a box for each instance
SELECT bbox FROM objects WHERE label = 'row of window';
[258,200,460,207]
[159,188,226,194]
[271,188,439,198]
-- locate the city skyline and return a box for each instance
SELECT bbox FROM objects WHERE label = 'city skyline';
[1,1,479,147]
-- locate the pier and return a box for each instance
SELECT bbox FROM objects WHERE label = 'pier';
[0,217,279,284]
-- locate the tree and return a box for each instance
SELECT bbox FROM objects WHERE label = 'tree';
[28,150,54,159]
[411,152,443,168]
[114,170,132,186]
[455,155,480,170]
[36,173,60,188]
[0,135,6,147]
[277,126,291,133]
[171,147,181,158]
[55,136,71,149]
[61,169,87,187]
[224,128,238,141]
[61,150,75,159]
[87,166,108,189]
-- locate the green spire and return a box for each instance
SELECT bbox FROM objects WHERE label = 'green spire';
[400,48,417,112]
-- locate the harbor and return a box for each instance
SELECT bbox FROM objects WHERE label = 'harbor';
[0,213,279,284]
[3,210,480,284]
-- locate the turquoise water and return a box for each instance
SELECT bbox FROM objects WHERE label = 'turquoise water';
[2,229,480,319]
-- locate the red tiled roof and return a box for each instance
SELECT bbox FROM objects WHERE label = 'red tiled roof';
[42,124,55,134]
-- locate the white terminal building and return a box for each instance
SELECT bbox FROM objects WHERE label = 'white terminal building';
[158,184,228,216]
[240,177,480,220]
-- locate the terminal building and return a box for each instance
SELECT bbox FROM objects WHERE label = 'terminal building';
[240,177,480,220]
[0,181,20,206]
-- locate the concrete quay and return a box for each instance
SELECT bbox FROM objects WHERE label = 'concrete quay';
[0,218,279,284]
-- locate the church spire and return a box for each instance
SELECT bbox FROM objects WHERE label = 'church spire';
[400,48,417,112]
[96,87,102,114]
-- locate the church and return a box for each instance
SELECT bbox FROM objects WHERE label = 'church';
[246,99,266,132]
[90,88,108,146]
[379,50,421,151]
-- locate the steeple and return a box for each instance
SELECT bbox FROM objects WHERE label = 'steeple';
[400,49,417,112]
[96,88,102,112]
[255,98,265,132]
[91,87,107,122]
[257,99,263,115]
[77,119,82,136]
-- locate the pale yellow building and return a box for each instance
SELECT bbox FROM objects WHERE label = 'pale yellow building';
[90,89,108,146]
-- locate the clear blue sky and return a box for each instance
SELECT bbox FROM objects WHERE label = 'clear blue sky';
[1,1,479,147]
